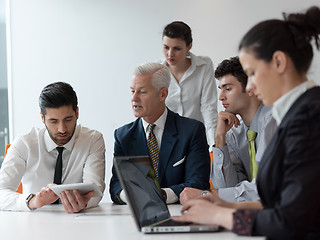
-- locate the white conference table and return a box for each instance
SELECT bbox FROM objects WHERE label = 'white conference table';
[0,202,265,240]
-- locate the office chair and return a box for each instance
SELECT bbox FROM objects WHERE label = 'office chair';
[209,152,214,190]
[4,144,23,194]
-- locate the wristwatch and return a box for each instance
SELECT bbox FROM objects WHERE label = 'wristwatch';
[26,193,36,210]
[201,190,210,196]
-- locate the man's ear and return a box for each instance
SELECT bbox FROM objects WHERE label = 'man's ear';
[272,50,287,74]
[246,89,255,97]
[40,111,45,123]
[76,107,79,119]
[159,88,168,101]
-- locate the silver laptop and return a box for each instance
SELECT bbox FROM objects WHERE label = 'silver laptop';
[113,155,220,233]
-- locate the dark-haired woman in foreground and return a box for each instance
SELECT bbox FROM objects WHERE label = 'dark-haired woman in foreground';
[173,6,320,239]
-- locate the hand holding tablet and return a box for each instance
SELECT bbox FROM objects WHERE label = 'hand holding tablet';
[49,182,102,198]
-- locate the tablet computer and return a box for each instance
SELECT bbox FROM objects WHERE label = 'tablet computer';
[49,182,102,197]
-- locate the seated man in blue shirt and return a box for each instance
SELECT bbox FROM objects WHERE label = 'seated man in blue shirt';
[109,62,210,204]
[180,56,277,203]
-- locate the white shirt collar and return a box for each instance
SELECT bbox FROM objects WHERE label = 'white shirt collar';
[272,80,316,125]
[142,108,168,133]
[189,52,206,67]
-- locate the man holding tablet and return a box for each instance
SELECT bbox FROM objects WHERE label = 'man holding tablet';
[0,82,105,213]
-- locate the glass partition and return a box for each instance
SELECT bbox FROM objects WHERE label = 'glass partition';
[0,0,10,167]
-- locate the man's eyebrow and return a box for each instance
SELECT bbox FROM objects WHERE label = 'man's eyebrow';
[47,115,74,121]
[130,86,146,90]
[64,115,74,119]
[218,83,233,89]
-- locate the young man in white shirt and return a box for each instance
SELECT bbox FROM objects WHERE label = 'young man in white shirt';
[180,57,277,203]
[0,82,105,212]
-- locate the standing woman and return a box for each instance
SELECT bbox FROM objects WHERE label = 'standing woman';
[173,6,320,239]
[162,21,218,147]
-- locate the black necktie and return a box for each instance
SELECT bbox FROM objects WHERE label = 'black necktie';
[52,147,64,204]
[54,147,64,184]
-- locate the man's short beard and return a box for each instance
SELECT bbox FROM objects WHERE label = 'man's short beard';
[45,122,77,146]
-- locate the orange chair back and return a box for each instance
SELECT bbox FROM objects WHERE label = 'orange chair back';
[4,144,23,194]
[209,152,214,190]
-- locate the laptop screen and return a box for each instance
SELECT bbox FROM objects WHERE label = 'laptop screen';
[114,156,171,229]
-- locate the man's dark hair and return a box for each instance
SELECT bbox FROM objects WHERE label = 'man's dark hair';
[214,56,248,92]
[39,82,78,115]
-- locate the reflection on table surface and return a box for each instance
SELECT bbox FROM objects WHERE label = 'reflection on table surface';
[0,202,265,240]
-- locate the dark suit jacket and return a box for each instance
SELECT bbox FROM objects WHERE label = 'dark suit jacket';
[253,87,320,239]
[109,109,210,204]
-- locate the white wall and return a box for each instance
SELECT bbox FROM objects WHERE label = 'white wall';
[8,0,320,201]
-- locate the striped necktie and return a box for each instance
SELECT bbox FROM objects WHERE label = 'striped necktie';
[147,124,159,178]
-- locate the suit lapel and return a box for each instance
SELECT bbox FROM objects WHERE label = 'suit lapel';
[257,88,318,186]
[158,110,178,183]
[131,119,149,156]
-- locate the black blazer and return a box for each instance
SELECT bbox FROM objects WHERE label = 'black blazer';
[109,109,210,204]
[254,87,320,239]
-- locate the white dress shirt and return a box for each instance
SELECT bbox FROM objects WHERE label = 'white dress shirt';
[141,108,178,204]
[211,104,277,202]
[162,52,218,147]
[142,108,168,150]
[0,124,105,211]
[272,80,317,125]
